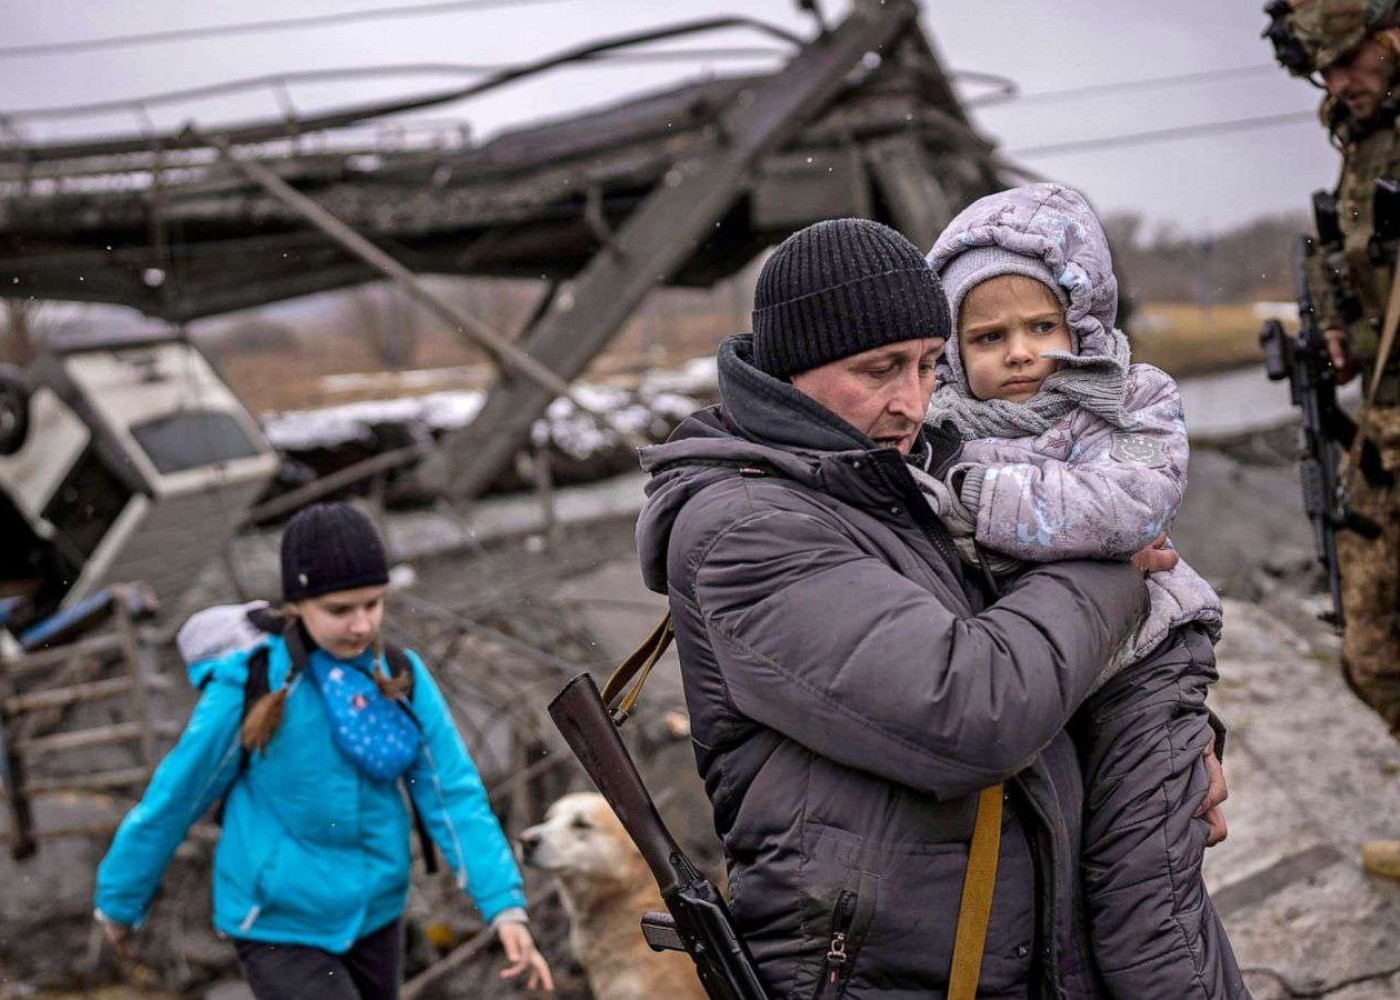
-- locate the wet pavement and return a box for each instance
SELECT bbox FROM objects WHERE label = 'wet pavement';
[1204,598,1400,998]
[1177,362,1360,442]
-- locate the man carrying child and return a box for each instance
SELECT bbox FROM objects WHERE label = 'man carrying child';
[636,199,1238,998]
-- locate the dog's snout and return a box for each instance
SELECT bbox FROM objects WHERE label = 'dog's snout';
[518,828,542,863]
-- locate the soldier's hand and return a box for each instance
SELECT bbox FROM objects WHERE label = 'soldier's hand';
[1324,328,1359,384]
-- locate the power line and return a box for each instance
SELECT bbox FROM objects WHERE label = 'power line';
[6,50,789,122]
[968,64,1279,108]
[1005,109,1317,158]
[2,16,804,164]
[0,0,577,60]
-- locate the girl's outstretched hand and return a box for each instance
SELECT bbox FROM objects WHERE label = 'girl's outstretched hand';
[95,912,132,959]
[498,921,554,991]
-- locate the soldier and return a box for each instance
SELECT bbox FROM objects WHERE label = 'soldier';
[1268,0,1400,880]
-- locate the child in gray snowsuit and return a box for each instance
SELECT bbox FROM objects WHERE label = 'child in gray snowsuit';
[920,183,1248,999]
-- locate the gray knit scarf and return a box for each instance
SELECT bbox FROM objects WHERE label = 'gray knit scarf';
[926,327,1135,439]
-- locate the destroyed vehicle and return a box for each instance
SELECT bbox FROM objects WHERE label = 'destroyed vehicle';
[0,325,277,637]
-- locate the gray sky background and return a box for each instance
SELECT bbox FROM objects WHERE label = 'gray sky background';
[2,0,1338,236]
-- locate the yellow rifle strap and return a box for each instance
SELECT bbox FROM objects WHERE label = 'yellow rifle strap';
[600,612,674,722]
[948,783,1004,1000]
[1367,257,1400,404]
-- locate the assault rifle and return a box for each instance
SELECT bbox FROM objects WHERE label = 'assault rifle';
[1307,182,1400,328]
[1260,235,1382,631]
[1310,191,1363,328]
[548,673,769,1000]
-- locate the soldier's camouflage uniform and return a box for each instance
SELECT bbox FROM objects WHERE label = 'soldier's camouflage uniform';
[1288,0,1400,737]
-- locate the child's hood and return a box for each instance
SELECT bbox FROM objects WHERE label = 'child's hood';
[926,183,1118,388]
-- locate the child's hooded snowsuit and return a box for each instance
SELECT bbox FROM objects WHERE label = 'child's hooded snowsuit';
[926,183,1250,1000]
[926,182,1221,674]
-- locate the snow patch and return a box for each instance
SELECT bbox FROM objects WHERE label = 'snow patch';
[261,355,716,458]
[263,390,485,450]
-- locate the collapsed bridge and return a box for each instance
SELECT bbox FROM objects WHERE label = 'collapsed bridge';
[0,0,1014,501]
[0,0,1016,924]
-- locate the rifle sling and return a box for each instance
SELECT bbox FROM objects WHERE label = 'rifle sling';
[948,783,1003,1000]
[601,612,674,724]
[1368,255,1400,404]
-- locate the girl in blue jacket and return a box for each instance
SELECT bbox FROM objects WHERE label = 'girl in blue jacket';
[95,502,553,999]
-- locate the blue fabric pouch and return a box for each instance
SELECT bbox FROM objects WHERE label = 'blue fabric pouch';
[308,655,421,783]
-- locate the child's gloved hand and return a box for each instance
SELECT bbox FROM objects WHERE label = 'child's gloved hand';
[908,466,976,539]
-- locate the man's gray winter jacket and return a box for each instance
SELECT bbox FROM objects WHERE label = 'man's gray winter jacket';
[635,335,1149,1000]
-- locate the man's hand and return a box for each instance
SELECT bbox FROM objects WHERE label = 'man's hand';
[1193,735,1229,847]
[1130,534,1179,576]
[498,921,554,992]
[1324,328,1359,385]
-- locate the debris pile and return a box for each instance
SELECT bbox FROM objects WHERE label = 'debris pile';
[257,362,717,511]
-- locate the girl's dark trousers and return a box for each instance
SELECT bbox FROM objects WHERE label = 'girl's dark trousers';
[1074,625,1251,1000]
[233,919,402,1000]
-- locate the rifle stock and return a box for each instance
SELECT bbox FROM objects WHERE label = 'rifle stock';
[548,673,770,1000]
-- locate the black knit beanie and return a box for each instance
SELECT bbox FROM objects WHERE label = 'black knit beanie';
[281,502,390,602]
[752,218,952,379]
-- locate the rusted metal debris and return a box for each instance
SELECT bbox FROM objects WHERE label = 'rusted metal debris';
[0,585,167,859]
[205,132,634,441]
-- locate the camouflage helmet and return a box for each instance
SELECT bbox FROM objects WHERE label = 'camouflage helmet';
[1270,0,1400,75]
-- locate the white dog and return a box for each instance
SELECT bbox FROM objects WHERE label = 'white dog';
[520,792,706,1000]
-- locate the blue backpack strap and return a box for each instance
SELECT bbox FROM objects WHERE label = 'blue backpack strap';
[381,642,439,876]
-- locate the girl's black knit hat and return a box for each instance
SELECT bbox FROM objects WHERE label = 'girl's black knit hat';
[281,502,389,602]
[751,218,952,379]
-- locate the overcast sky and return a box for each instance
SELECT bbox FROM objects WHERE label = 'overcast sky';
[2,0,1338,235]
